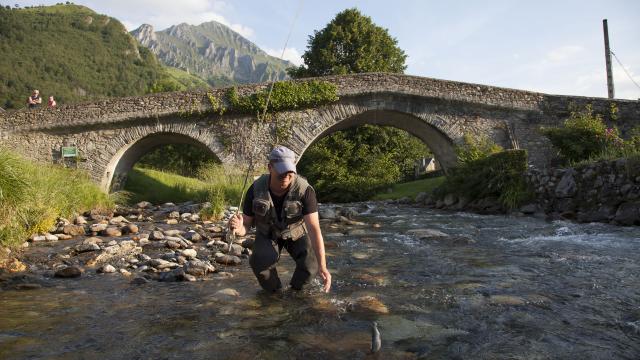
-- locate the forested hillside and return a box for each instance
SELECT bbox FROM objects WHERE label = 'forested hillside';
[0,4,207,110]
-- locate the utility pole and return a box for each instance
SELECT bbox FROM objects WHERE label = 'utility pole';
[603,19,614,99]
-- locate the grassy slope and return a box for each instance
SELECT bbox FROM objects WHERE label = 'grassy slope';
[371,176,445,200]
[123,167,210,204]
[0,4,198,109]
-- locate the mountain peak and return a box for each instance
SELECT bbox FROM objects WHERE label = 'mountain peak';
[131,24,156,45]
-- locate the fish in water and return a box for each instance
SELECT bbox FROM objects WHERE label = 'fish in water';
[371,321,381,353]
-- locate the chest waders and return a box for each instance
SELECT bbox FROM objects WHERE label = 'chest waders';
[248,174,318,291]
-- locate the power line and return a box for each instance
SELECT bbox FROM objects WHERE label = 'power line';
[610,50,640,93]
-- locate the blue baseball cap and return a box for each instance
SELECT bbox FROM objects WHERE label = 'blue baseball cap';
[269,146,297,175]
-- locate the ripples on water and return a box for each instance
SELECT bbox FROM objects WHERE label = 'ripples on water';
[1,204,639,359]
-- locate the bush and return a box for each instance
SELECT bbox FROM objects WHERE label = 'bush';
[0,147,113,248]
[456,133,503,164]
[435,150,532,209]
[540,105,624,163]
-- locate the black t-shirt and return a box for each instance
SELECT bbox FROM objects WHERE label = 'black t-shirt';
[243,180,318,221]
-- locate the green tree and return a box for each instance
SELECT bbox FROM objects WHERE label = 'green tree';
[288,8,407,78]
[292,9,428,201]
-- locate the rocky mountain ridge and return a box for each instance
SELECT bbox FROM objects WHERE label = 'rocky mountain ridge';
[131,21,293,87]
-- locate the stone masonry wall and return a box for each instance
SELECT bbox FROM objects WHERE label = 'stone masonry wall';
[526,159,640,225]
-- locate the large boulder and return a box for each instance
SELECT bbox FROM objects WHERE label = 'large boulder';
[614,202,640,225]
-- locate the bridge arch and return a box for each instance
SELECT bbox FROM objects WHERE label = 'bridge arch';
[101,131,222,192]
[297,109,458,171]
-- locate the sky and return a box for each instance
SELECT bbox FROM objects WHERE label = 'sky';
[7,0,640,100]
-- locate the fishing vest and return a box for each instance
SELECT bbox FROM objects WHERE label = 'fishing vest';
[252,174,309,241]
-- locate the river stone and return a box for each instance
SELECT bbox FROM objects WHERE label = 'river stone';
[184,259,215,276]
[131,277,149,285]
[183,231,202,242]
[162,229,182,237]
[55,266,83,278]
[158,268,186,282]
[614,202,640,225]
[407,229,449,239]
[57,234,73,240]
[216,288,240,297]
[29,234,47,242]
[89,223,108,233]
[98,264,116,273]
[121,224,139,235]
[63,224,86,236]
[349,296,389,314]
[519,203,538,214]
[181,249,197,259]
[148,258,172,269]
[189,214,200,222]
[101,227,122,237]
[168,211,180,219]
[109,216,129,225]
[222,244,243,257]
[207,225,224,233]
[214,252,242,266]
[136,201,152,209]
[240,238,255,249]
[74,216,88,225]
[75,243,101,253]
[444,194,457,207]
[319,208,337,220]
[42,233,58,242]
[149,231,165,240]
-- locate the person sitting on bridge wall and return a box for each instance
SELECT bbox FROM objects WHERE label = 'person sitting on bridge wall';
[229,146,332,293]
[27,89,42,109]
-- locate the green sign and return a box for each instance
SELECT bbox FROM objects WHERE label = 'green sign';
[61,146,78,158]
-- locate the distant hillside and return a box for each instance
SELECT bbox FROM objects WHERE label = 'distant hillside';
[131,22,294,87]
[0,4,207,110]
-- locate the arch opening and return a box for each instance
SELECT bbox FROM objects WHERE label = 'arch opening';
[102,132,220,192]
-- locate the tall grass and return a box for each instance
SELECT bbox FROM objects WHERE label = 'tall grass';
[0,147,113,248]
[124,163,252,220]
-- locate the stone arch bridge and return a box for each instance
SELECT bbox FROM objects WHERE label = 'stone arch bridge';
[1,73,638,192]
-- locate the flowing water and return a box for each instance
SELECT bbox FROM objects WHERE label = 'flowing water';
[1,204,640,359]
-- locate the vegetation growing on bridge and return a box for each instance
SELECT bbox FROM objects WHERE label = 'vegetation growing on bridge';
[540,104,640,164]
[224,80,339,117]
[0,147,112,248]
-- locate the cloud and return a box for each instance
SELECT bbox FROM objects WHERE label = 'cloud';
[264,47,304,66]
[546,45,584,62]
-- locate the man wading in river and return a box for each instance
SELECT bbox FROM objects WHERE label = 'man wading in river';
[229,146,332,293]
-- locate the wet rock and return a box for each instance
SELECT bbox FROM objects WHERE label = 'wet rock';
[44,233,58,242]
[214,252,242,266]
[54,266,83,278]
[183,231,202,242]
[319,208,337,220]
[131,277,149,285]
[75,243,101,253]
[101,227,122,237]
[74,216,88,225]
[121,223,139,235]
[212,271,234,279]
[339,207,359,219]
[166,219,179,225]
[184,259,215,276]
[158,268,186,282]
[444,194,457,207]
[216,288,240,297]
[148,258,175,269]
[56,234,73,240]
[519,203,538,214]
[577,205,616,223]
[3,258,27,272]
[62,224,86,236]
[98,264,116,273]
[119,269,132,276]
[181,249,197,259]
[614,202,640,225]
[349,296,389,314]
[222,244,243,257]
[109,216,129,225]
[241,239,255,249]
[183,274,197,282]
[89,223,108,233]
[189,214,200,222]
[168,211,180,219]
[163,229,183,237]
[149,231,165,240]
[136,201,152,209]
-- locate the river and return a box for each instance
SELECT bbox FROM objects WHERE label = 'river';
[1,203,639,359]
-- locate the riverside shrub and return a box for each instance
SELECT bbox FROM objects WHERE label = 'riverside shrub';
[0,148,113,248]
[436,150,531,210]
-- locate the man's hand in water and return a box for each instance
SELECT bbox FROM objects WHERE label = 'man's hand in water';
[319,267,332,293]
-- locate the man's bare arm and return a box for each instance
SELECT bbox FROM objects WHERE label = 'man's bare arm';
[229,213,254,236]
[304,212,331,292]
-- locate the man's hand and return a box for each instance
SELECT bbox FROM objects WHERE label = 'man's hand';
[228,213,243,235]
[319,267,331,293]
